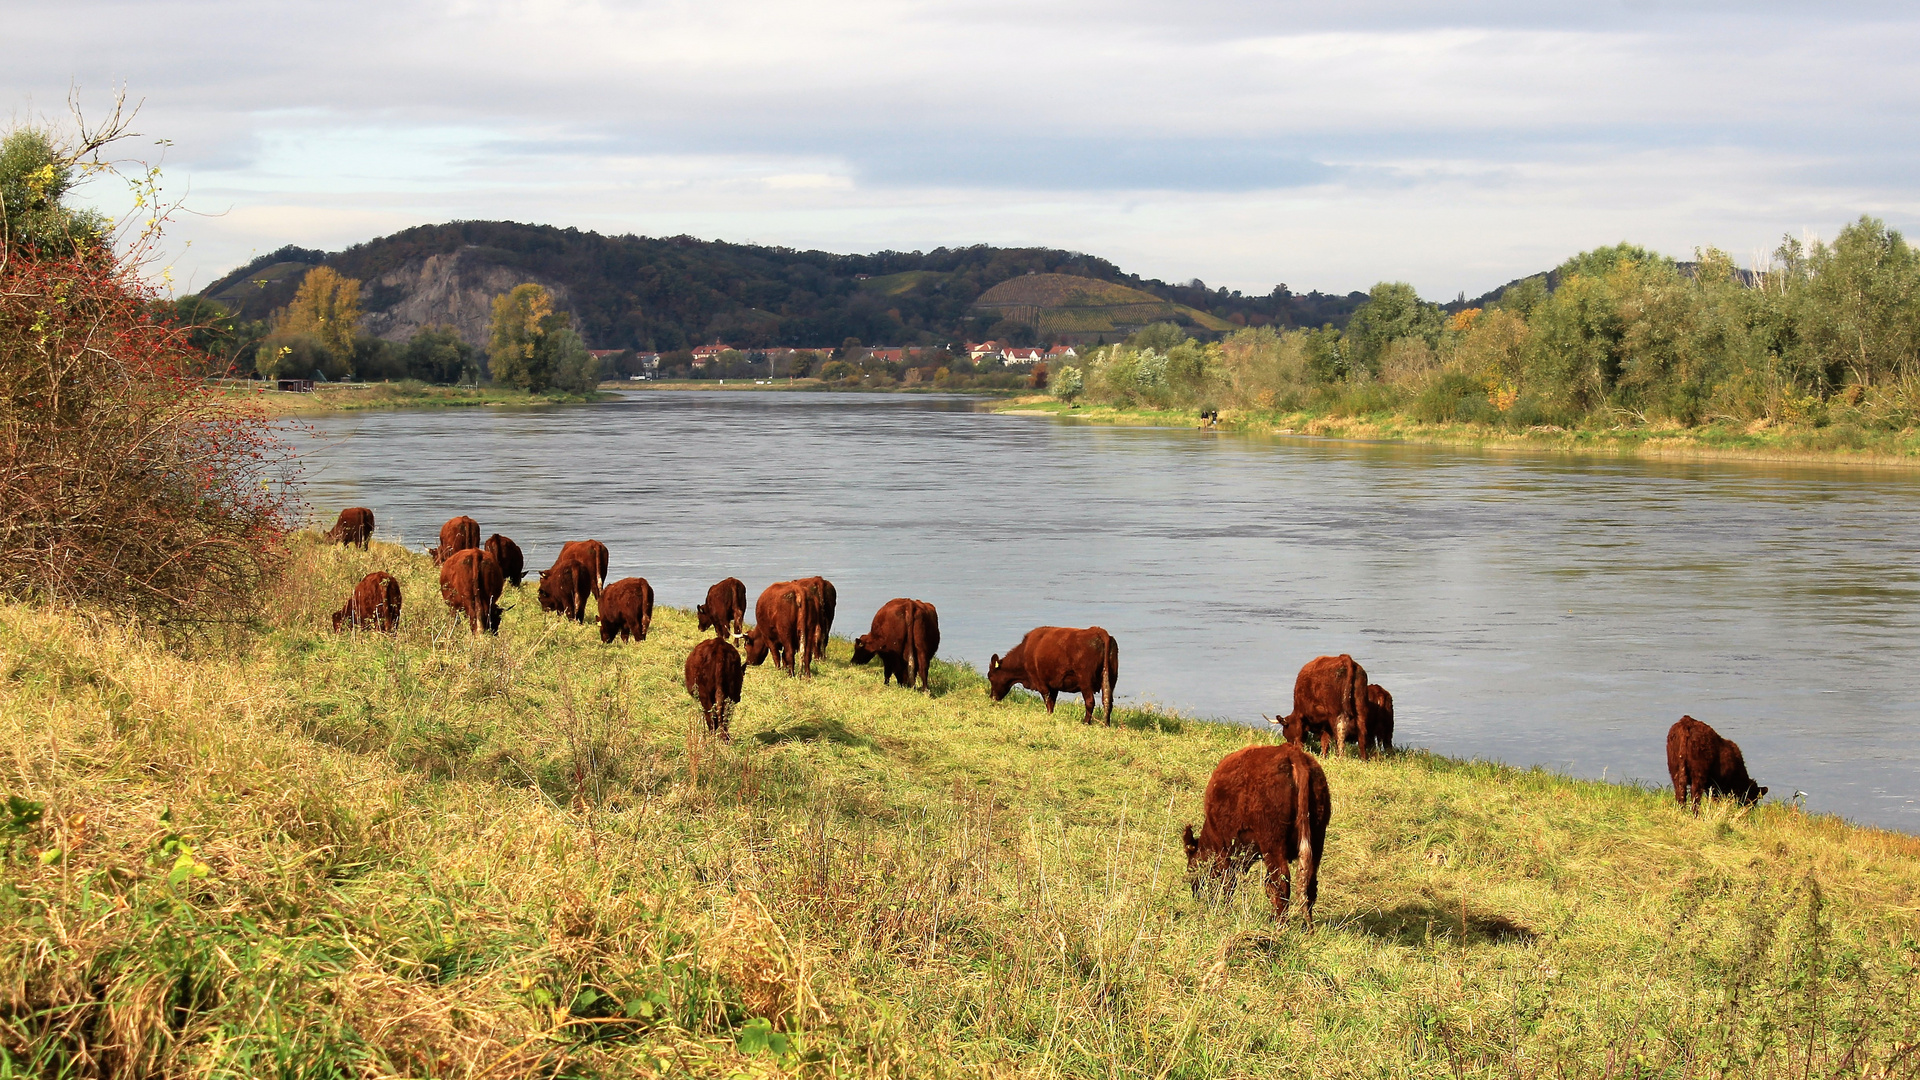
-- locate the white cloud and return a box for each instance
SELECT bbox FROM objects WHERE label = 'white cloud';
[9,0,1919,297]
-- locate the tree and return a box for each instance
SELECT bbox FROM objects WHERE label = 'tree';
[1051,364,1083,403]
[1793,216,1920,389]
[403,325,480,384]
[1342,282,1442,377]
[0,128,108,256]
[488,283,598,392]
[271,267,362,370]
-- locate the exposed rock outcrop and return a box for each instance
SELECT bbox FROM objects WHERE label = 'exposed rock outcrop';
[359,248,570,347]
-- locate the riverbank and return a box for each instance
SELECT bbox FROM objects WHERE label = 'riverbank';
[3,538,1915,1076]
[1000,398,1920,468]
[622,378,1024,396]
[225,381,612,416]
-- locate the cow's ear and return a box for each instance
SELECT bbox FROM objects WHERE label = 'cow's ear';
[1181,825,1199,857]
[989,653,1000,671]
[1758,786,1769,797]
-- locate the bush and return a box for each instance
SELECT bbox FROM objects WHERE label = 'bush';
[0,252,297,627]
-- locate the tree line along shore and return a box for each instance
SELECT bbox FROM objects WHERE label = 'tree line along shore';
[5,535,1919,1077]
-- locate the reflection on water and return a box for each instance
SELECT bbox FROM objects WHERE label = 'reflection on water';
[296,391,1920,831]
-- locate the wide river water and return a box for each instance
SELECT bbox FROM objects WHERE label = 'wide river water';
[297,391,1920,831]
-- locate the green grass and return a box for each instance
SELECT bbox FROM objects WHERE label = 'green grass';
[234,381,613,416]
[1003,398,1920,467]
[3,537,1918,1077]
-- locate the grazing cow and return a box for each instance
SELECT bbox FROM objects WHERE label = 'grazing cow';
[795,576,837,659]
[1667,715,1767,810]
[744,581,816,676]
[484,534,525,587]
[323,507,374,549]
[429,516,481,565]
[331,571,401,632]
[1364,684,1394,753]
[556,540,609,596]
[598,577,655,643]
[685,637,745,739]
[851,598,941,692]
[537,561,593,622]
[537,540,608,622]
[697,577,748,639]
[1183,743,1331,923]
[1276,654,1375,760]
[438,548,505,634]
[987,626,1118,725]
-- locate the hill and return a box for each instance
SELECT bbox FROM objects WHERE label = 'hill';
[196,222,1369,351]
[972,272,1237,338]
[5,535,1918,1076]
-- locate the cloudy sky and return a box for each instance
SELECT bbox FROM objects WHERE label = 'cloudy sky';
[9,1,1919,298]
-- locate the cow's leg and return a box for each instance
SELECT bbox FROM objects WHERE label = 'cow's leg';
[1333,715,1349,757]
[1264,851,1292,920]
[1083,692,1096,725]
[1043,691,1057,714]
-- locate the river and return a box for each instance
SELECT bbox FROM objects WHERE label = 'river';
[296,390,1920,832]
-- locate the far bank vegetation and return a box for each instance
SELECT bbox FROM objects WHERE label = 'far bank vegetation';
[1056,222,1920,446]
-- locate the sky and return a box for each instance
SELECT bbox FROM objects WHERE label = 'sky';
[9,0,1919,299]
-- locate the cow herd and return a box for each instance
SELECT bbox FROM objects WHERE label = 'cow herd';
[323,505,1772,926]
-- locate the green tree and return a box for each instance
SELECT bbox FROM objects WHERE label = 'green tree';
[1342,282,1442,377]
[403,325,480,384]
[0,129,108,256]
[1051,363,1084,403]
[1792,216,1920,389]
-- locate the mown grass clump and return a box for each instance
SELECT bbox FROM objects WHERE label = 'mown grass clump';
[3,536,1918,1077]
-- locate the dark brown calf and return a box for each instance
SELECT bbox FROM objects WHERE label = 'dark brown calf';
[332,571,401,632]
[697,577,748,638]
[1183,743,1331,922]
[323,507,374,548]
[987,626,1118,724]
[429,516,481,565]
[537,560,593,622]
[598,577,655,643]
[556,540,609,597]
[1667,715,1766,809]
[1276,654,1375,760]
[744,580,815,676]
[438,548,505,634]
[685,637,745,739]
[852,598,940,692]
[484,533,525,587]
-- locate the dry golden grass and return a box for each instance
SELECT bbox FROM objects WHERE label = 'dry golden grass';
[2,537,1918,1077]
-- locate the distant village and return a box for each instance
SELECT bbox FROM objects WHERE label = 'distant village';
[588,340,1078,380]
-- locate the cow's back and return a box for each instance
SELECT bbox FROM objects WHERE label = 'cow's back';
[485,534,525,586]
[1198,745,1328,864]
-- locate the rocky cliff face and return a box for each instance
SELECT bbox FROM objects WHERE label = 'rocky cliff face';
[359,247,571,347]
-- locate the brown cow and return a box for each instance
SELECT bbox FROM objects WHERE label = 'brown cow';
[537,561,593,622]
[795,576,837,658]
[851,598,940,692]
[537,540,608,621]
[1182,743,1331,923]
[1364,684,1394,753]
[323,507,374,548]
[331,571,401,632]
[598,577,655,643]
[485,533,525,587]
[1667,715,1767,810]
[429,516,481,565]
[697,577,748,639]
[744,580,816,676]
[1275,654,1375,760]
[438,547,505,634]
[685,637,745,739]
[987,626,1118,724]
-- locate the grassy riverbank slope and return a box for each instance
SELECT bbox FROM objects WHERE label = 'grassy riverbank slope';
[1000,398,1920,467]
[228,382,612,416]
[4,539,1917,1077]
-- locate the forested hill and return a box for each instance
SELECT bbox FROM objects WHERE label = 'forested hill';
[196,221,1367,350]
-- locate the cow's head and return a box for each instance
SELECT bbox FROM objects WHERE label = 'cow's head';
[535,569,569,613]
[742,627,770,666]
[986,653,1018,702]
[1742,781,1768,807]
[696,602,715,631]
[331,608,346,631]
[1181,824,1206,896]
[1275,711,1305,746]
[484,602,505,633]
[850,634,878,665]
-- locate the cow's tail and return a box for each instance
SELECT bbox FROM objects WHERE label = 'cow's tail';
[1102,632,1117,726]
[1350,657,1369,757]
[1291,751,1315,868]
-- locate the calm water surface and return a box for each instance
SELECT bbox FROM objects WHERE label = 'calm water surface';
[297,391,1920,831]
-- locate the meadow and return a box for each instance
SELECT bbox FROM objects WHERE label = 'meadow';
[3,537,1918,1078]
